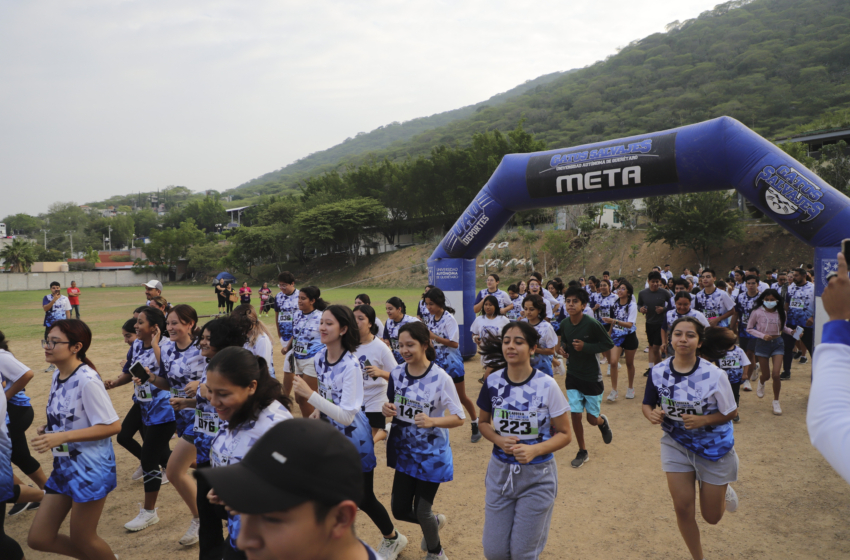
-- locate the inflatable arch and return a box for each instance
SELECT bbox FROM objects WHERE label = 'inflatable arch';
[427,116,850,357]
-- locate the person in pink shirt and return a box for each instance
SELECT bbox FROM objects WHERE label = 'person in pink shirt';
[239,282,252,306]
[746,289,794,416]
[66,281,81,319]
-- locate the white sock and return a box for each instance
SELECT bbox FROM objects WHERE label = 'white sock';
[471,419,478,425]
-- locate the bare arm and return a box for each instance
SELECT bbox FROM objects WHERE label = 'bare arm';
[31,420,121,453]
[4,370,34,403]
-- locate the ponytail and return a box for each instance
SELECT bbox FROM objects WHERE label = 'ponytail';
[48,319,97,372]
[300,286,327,312]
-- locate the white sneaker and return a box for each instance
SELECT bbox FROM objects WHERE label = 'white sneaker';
[131,464,144,481]
[625,388,635,399]
[606,365,611,376]
[606,390,618,402]
[124,505,159,532]
[725,485,738,513]
[425,552,447,559]
[421,513,447,551]
[756,381,765,399]
[643,347,649,353]
[741,380,752,392]
[178,518,200,546]
[377,531,408,560]
[750,364,760,381]
[161,471,169,485]
[773,400,782,415]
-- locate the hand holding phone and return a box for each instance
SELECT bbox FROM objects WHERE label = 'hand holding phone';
[129,361,150,384]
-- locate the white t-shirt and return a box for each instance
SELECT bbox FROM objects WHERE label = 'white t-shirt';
[244,332,275,378]
[470,315,510,342]
[375,317,385,340]
[356,337,397,413]
[0,350,32,406]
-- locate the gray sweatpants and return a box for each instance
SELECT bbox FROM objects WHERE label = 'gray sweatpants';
[482,457,558,560]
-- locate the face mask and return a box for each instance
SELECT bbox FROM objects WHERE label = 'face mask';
[763,301,777,309]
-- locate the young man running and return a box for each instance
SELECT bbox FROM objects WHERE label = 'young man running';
[694,269,736,328]
[638,271,671,376]
[733,276,761,390]
[746,268,770,292]
[274,271,300,396]
[558,287,614,468]
[782,267,815,379]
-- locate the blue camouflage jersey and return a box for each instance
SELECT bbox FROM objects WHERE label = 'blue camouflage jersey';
[44,364,120,502]
[42,294,71,328]
[474,288,511,310]
[476,368,570,465]
[523,319,558,377]
[694,288,735,328]
[386,362,465,483]
[715,346,749,385]
[611,300,638,344]
[734,291,760,340]
[595,293,619,322]
[194,365,218,464]
[129,340,175,426]
[786,282,815,328]
[0,349,32,407]
[292,309,325,360]
[645,358,737,461]
[314,351,376,472]
[427,312,465,379]
[0,390,13,503]
[211,401,292,548]
[274,289,300,342]
[161,340,206,437]
[418,300,431,323]
[383,314,420,364]
[506,294,525,321]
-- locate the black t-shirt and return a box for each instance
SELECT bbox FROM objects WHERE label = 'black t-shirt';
[638,288,672,325]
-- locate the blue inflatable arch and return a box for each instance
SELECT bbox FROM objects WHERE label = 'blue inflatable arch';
[427,116,850,357]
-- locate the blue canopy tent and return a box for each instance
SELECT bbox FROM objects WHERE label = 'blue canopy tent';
[213,271,237,286]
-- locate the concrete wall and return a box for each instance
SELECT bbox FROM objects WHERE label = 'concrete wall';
[0,271,165,292]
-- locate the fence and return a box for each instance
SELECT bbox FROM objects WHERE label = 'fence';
[0,270,165,292]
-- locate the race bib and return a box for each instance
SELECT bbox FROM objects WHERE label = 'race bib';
[704,310,719,319]
[790,298,805,310]
[211,447,229,468]
[718,357,740,369]
[194,409,220,436]
[281,312,294,322]
[318,380,333,403]
[394,394,429,423]
[390,338,399,351]
[494,408,539,440]
[135,382,153,402]
[661,396,703,422]
[170,387,187,399]
[613,324,628,335]
[294,341,308,356]
[50,429,69,457]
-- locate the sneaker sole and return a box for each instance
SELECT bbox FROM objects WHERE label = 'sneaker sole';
[599,414,613,444]
[571,456,589,468]
[7,504,30,517]
[179,535,199,546]
[125,517,160,532]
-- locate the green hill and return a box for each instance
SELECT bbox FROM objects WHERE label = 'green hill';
[230,0,850,201]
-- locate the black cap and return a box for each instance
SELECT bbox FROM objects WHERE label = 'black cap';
[195,418,363,514]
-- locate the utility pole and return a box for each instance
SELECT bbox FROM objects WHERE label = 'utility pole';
[66,231,73,258]
[41,229,47,250]
[108,226,112,251]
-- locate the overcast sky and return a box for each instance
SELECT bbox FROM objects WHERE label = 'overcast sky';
[0,0,722,217]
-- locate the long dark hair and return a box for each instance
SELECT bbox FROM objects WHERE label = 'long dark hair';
[355,293,372,305]
[122,318,137,333]
[354,304,379,336]
[386,296,407,315]
[47,319,97,372]
[669,317,732,362]
[478,321,540,371]
[752,288,786,327]
[424,288,455,315]
[0,330,10,353]
[397,322,436,361]
[300,286,328,312]
[480,295,500,317]
[198,317,248,352]
[523,294,546,318]
[167,304,200,340]
[207,347,291,427]
[139,307,166,339]
[323,305,360,354]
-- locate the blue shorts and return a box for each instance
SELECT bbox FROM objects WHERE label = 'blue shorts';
[754,337,784,358]
[567,389,602,418]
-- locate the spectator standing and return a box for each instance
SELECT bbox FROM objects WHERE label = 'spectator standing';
[215,278,227,315]
[66,281,81,319]
[258,283,272,317]
[223,283,235,314]
[143,279,163,304]
[42,281,71,372]
[239,282,252,306]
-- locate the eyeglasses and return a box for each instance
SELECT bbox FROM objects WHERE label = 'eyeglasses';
[41,340,71,350]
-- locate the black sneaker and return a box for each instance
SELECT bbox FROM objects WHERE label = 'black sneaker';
[733,414,740,423]
[8,502,33,517]
[471,422,482,443]
[792,351,802,360]
[598,414,613,444]
[799,356,808,364]
[779,372,791,380]
[571,449,589,468]
[643,368,651,378]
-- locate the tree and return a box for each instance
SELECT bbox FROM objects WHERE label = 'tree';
[132,209,160,238]
[2,213,43,237]
[0,238,37,272]
[816,140,850,195]
[186,243,229,275]
[645,191,744,267]
[293,198,388,266]
[142,219,206,272]
[117,205,133,213]
[83,247,101,264]
[615,200,638,230]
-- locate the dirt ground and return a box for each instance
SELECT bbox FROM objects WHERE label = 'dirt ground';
[4,291,849,559]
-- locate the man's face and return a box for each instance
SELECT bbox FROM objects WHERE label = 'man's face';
[778,274,786,285]
[793,271,804,285]
[746,279,759,293]
[664,266,670,272]
[602,274,609,281]
[279,282,295,295]
[237,502,344,560]
[565,296,584,317]
[145,287,160,300]
[649,279,661,292]
[51,285,61,295]
[700,272,714,288]
[675,284,687,294]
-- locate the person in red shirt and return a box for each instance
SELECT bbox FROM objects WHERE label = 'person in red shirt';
[67,281,81,319]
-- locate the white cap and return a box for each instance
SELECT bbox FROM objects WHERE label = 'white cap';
[142,280,163,291]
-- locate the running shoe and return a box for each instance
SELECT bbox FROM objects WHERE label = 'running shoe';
[733,414,740,423]
[377,532,408,560]
[742,380,752,392]
[725,485,739,513]
[756,381,765,399]
[773,401,782,415]
[179,518,200,546]
[625,388,635,399]
[571,449,589,468]
[792,351,802,360]
[598,414,613,444]
[420,514,447,551]
[779,372,791,380]
[799,356,808,364]
[7,502,32,517]
[425,551,447,559]
[643,368,651,377]
[606,389,618,402]
[132,464,144,481]
[606,365,611,376]
[643,347,649,353]
[124,505,160,532]
[749,365,760,382]
[471,422,482,443]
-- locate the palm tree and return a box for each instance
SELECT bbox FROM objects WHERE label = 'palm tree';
[0,238,37,272]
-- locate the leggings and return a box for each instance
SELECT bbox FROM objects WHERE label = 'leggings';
[225,299,234,313]
[7,404,41,475]
[1,486,24,560]
[782,328,813,375]
[196,461,227,560]
[217,295,227,309]
[361,469,395,536]
[731,381,741,408]
[390,470,442,554]
[116,402,175,493]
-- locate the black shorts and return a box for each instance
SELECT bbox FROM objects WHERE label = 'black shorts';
[452,375,465,384]
[646,324,663,347]
[616,331,640,351]
[365,412,386,430]
[182,433,196,445]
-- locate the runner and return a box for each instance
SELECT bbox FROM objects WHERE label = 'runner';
[732,275,761,390]
[353,304,397,444]
[285,286,327,418]
[521,295,558,377]
[661,293,710,357]
[477,321,572,558]
[474,274,513,315]
[747,289,793,415]
[694,269,736,328]
[258,282,272,317]
[232,304,276,378]
[505,284,524,321]
[470,295,510,383]
[42,281,71,372]
[746,268,770,292]
[782,267,815,379]
[293,305,408,560]
[662,264,674,283]
[383,321,465,560]
[526,278,554,320]
[602,280,638,401]
[384,297,420,364]
[274,271,299,396]
[638,271,672,377]
[594,279,618,375]
[355,294,385,338]
[713,328,749,423]
[418,285,436,323]
[28,319,121,560]
[642,317,739,560]
[731,270,745,298]
[557,287,614,468]
[518,280,528,297]
[203,347,293,560]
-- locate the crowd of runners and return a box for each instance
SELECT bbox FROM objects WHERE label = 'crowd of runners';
[0,262,819,560]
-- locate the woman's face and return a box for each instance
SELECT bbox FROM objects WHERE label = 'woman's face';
[425,298,441,317]
[166,312,193,340]
[528,281,541,295]
[135,312,154,341]
[123,330,136,346]
[671,321,700,356]
[43,327,79,364]
[354,310,372,338]
[502,326,535,367]
[243,282,248,288]
[523,300,540,321]
[599,282,610,296]
[547,285,558,297]
[385,303,402,322]
[617,285,628,299]
[483,300,496,318]
[298,292,315,313]
[354,297,365,306]
[206,369,256,422]
[398,331,426,363]
[319,310,345,345]
[486,275,497,290]
[199,329,215,358]
[263,283,268,288]
[519,281,527,294]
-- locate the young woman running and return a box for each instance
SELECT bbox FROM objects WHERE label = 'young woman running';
[293,305,408,560]
[107,307,177,532]
[384,297,420,364]
[353,304,397,444]
[602,280,638,401]
[0,330,47,517]
[232,304,276,378]
[383,322,465,560]
[594,279,619,375]
[355,293,384,338]
[258,282,272,317]
[747,289,793,416]
[425,288,481,444]
[283,286,327,417]
[520,295,558,377]
[526,279,553,319]
[473,274,513,315]
[506,284,524,322]
[149,304,207,546]
[477,322,572,560]
[205,347,293,560]
[642,317,739,560]
[712,328,748,423]
[470,295,510,383]
[518,280,528,297]
[28,319,121,560]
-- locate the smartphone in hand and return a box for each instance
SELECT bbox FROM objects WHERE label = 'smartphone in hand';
[129,361,150,383]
